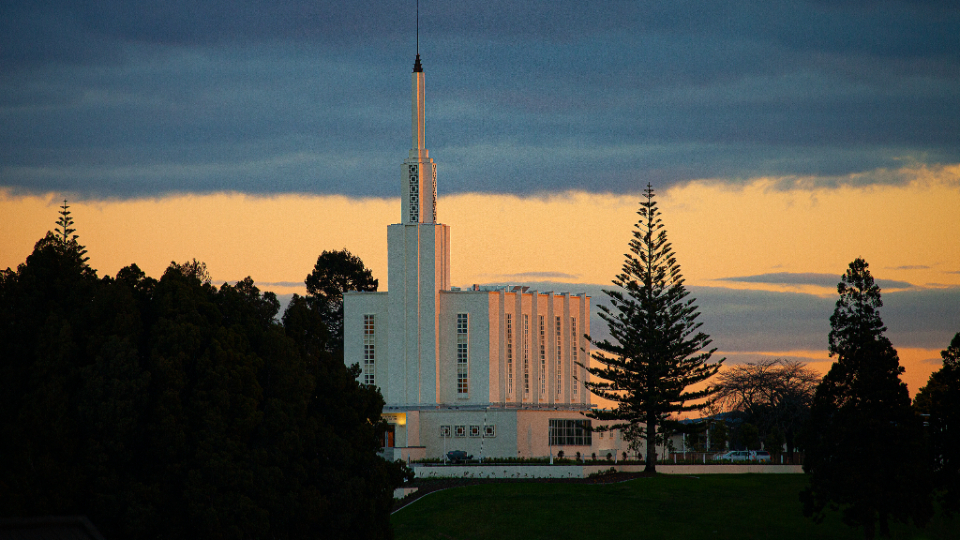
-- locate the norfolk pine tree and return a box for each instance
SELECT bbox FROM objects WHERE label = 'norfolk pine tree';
[584,184,723,473]
[801,258,932,539]
[55,199,89,264]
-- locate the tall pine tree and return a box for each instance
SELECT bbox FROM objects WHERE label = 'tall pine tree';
[585,184,722,473]
[801,258,932,539]
[55,199,89,264]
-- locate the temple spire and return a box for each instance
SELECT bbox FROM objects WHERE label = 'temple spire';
[411,55,425,152]
[402,0,436,224]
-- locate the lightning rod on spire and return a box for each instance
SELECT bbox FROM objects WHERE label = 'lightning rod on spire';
[413,0,423,73]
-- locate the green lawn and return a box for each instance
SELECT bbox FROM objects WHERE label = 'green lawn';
[391,474,959,540]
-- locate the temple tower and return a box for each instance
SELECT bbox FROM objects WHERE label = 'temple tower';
[387,54,451,406]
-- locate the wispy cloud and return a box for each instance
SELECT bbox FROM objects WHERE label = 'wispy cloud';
[487,272,580,281]
[717,272,839,287]
[215,280,304,288]
[253,281,305,288]
[716,272,914,290]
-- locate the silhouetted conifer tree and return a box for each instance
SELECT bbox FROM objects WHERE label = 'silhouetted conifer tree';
[584,184,723,473]
[801,258,932,539]
[55,199,88,263]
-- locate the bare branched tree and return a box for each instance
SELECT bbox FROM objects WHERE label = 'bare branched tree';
[715,358,819,455]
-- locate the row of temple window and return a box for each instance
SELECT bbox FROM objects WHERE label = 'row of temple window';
[433,421,611,446]
[362,313,580,399]
[506,314,581,400]
[362,313,470,392]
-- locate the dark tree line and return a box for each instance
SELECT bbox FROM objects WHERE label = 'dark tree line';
[914,332,960,515]
[0,206,405,539]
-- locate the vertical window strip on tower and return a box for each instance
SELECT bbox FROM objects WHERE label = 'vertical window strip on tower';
[457,313,469,394]
[571,317,578,398]
[408,164,419,222]
[539,315,546,396]
[363,314,376,386]
[523,314,530,397]
[506,313,513,395]
[431,163,438,222]
[556,316,562,397]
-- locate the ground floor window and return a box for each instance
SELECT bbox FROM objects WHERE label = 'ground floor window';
[384,424,395,447]
[549,419,592,446]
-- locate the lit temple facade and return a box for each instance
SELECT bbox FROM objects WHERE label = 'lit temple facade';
[344,54,629,460]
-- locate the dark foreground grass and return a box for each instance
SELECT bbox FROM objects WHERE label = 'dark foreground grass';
[391,474,959,540]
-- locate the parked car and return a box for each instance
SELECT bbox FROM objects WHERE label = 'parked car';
[446,450,473,464]
[716,450,771,462]
[716,450,751,462]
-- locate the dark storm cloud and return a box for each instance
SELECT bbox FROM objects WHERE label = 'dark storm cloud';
[2,1,958,198]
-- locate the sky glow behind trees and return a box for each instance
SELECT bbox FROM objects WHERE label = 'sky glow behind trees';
[2,1,958,395]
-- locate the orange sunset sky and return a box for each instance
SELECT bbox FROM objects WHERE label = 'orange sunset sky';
[3,165,959,396]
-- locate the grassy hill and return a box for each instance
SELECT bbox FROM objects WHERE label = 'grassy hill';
[391,474,958,540]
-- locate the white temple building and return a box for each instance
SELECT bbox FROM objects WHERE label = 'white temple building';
[344,53,629,460]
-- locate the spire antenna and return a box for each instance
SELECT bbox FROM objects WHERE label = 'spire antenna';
[413,0,423,73]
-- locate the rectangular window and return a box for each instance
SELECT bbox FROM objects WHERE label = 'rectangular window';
[523,314,530,397]
[539,315,546,396]
[457,313,469,395]
[549,419,592,446]
[363,314,376,386]
[506,314,513,395]
[556,316,563,397]
[571,317,578,398]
